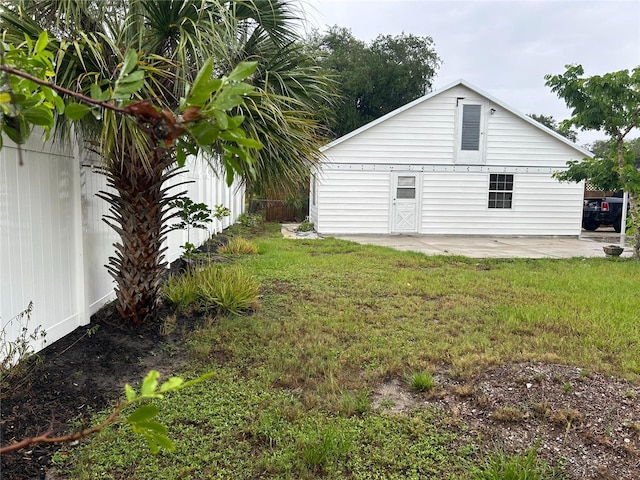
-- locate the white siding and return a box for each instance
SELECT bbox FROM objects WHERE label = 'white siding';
[315,169,390,234]
[1,133,245,355]
[421,172,583,235]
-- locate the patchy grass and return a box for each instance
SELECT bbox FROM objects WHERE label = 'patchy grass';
[61,225,640,478]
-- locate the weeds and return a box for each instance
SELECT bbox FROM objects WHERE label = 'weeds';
[218,237,258,255]
[1,302,46,397]
[471,447,564,479]
[492,406,525,423]
[410,371,435,392]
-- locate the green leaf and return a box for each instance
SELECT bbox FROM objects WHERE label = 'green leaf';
[23,105,53,126]
[179,372,215,389]
[159,377,184,393]
[118,70,145,85]
[190,58,214,99]
[213,110,229,130]
[53,95,65,115]
[191,122,219,145]
[121,49,138,76]
[35,31,49,54]
[152,433,175,452]
[3,124,24,145]
[227,61,258,82]
[113,70,145,99]
[125,384,136,402]
[143,434,160,454]
[228,115,245,128]
[235,136,262,150]
[137,420,168,435]
[140,370,160,396]
[127,404,159,423]
[176,145,187,167]
[90,84,103,100]
[64,103,91,120]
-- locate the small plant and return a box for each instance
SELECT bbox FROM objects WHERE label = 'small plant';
[550,408,582,431]
[492,406,525,423]
[563,382,573,393]
[298,424,351,473]
[237,212,262,228]
[218,237,258,255]
[170,197,213,255]
[163,271,200,311]
[163,264,260,315]
[339,388,371,417]
[471,447,564,480]
[295,217,314,232]
[213,204,231,221]
[198,265,260,315]
[410,371,435,392]
[1,302,46,397]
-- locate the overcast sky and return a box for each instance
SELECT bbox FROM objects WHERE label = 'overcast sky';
[301,0,640,146]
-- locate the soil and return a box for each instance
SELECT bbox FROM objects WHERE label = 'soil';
[0,303,197,480]
[2,310,639,479]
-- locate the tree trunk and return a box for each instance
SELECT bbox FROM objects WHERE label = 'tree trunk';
[97,151,181,323]
[616,138,640,260]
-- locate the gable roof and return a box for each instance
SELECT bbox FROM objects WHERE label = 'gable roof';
[321,79,593,158]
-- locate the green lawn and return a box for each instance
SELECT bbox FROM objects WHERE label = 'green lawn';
[60,224,640,479]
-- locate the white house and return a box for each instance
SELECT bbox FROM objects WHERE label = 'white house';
[309,80,591,236]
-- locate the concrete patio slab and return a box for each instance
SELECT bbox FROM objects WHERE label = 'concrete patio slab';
[331,230,633,259]
[281,224,633,259]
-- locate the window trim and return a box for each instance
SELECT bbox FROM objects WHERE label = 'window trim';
[454,100,488,164]
[487,173,514,209]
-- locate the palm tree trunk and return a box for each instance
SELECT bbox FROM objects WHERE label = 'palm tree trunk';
[97,150,178,323]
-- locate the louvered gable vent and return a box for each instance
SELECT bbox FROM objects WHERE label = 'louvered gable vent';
[461,104,481,150]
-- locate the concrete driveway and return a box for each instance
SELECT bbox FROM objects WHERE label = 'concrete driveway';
[332,228,633,259]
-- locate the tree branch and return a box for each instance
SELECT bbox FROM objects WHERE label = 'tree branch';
[0,402,124,454]
[0,64,129,116]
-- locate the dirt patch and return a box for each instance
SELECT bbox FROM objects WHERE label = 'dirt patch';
[374,364,640,479]
[0,304,198,480]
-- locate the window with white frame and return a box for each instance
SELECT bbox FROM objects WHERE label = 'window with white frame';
[488,174,513,209]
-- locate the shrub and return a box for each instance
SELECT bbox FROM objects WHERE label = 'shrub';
[163,271,200,311]
[164,265,259,315]
[295,218,314,232]
[198,265,260,315]
[218,237,258,255]
[237,212,262,228]
[410,371,435,392]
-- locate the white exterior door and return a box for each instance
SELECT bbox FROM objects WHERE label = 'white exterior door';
[391,173,420,233]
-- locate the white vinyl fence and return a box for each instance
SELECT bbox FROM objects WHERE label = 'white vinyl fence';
[0,132,244,356]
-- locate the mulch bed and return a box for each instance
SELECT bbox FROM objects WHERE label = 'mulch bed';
[0,304,196,480]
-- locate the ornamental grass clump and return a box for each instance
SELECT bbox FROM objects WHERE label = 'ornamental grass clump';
[198,264,260,315]
[164,265,259,315]
[218,237,258,255]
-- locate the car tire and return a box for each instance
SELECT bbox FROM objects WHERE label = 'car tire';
[613,216,622,233]
[582,220,600,231]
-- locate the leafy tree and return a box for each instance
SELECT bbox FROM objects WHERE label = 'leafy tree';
[1,0,332,323]
[307,26,441,137]
[590,138,640,168]
[528,113,578,142]
[546,65,640,259]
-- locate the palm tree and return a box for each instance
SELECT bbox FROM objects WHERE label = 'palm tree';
[1,0,332,324]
